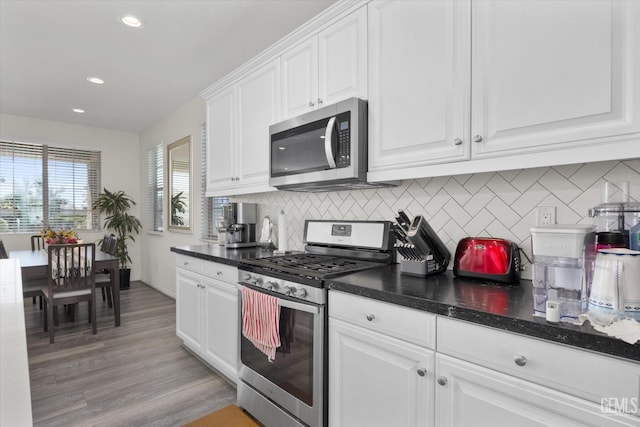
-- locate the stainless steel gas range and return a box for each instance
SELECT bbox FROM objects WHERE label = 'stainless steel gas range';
[237,220,396,427]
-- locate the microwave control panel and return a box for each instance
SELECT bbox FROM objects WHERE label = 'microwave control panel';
[337,119,350,167]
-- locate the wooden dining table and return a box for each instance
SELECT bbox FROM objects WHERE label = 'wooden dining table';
[10,249,121,327]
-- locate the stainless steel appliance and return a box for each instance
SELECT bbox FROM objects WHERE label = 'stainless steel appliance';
[223,202,257,248]
[269,97,398,192]
[237,220,396,427]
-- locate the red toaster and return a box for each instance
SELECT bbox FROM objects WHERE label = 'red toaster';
[453,237,521,284]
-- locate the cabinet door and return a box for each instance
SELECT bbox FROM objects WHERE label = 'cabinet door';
[204,278,238,383]
[236,59,280,190]
[368,0,470,176]
[329,318,434,427]
[281,37,318,119]
[435,354,637,427]
[205,87,235,194]
[176,269,203,353]
[318,7,367,106]
[472,0,640,158]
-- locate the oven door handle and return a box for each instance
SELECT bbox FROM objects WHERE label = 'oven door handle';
[278,296,320,314]
[239,285,320,315]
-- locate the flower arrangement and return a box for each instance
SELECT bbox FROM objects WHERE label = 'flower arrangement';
[40,228,79,244]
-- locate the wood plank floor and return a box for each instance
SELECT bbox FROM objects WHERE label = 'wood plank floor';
[24,281,237,427]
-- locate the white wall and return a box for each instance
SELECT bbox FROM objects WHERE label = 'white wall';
[0,113,142,279]
[138,95,206,298]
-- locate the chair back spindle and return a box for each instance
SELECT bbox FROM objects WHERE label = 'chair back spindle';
[0,240,8,259]
[31,235,45,251]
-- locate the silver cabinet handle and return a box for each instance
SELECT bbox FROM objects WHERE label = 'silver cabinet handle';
[473,134,483,143]
[309,101,315,107]
[453,138,463,146]
[366,314,375,321]
[514,355,527,367]
[437,377,448,386]
[216,271,223,276]
[417,368,427,377]
[318,98,323,105]
[230,177,235,181]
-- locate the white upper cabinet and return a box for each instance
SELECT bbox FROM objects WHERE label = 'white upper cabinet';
[368,0,640,182]
[281,36,318,118]
[205,59,279,197]
[281,7,367,119]
[205,87,235,194]
[368,0,471,173]
[236,59,281,190]
[472,0,640,158]
[318,7,367,107]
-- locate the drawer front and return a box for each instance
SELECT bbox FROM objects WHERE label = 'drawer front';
[437,317,640,407]
[175,254,203,274]
[202,260,237,285]
[329,290,436,349]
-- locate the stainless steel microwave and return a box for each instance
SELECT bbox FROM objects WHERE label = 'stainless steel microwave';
[269,98,397,192]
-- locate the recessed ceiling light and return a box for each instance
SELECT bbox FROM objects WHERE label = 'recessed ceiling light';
[72,108,85,114]
[87,77,104,85]
[120,15,142,28]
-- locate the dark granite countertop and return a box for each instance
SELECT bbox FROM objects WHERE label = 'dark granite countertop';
[170,244,275,267]
[170,246,638,362]
[329,265,639,363]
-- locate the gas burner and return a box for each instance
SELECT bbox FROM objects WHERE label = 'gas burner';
[240,254,382,280]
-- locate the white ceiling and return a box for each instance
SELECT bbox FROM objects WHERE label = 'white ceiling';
[0,0,336,133]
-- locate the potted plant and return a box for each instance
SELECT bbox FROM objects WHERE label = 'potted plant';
[93,188,142,289]
[171,191,187,226]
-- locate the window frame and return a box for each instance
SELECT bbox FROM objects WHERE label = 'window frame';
[0,140,101,233]
[147,143,164,233]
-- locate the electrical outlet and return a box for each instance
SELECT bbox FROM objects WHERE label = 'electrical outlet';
[536,206,556,226]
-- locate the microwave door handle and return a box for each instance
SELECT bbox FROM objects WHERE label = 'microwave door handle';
[324,116,337,169]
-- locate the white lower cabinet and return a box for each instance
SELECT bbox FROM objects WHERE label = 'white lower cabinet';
[329,291,436,427]
[436,317,640,426]
[175,255,238,383]
[203,276,238,383]
[329,291,640,426]
[435,354,636,427]
[176,268,203,352]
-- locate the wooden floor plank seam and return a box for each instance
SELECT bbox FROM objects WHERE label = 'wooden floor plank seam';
[25,281,236,427]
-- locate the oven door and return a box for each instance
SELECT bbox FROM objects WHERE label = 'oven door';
[238,285,325,427]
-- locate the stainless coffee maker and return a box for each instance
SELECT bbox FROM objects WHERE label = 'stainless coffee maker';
[222,203,257,248]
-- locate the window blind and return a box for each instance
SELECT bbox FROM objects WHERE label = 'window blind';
[147,144,164,232]
[0,141,101,232]
[200,124,228,240]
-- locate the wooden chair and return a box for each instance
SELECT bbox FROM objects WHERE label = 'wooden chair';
[27,235,46,307]
[42,243,96,343]
[31,235,45,251]
[95,234,117,308]
[0,240,7,259]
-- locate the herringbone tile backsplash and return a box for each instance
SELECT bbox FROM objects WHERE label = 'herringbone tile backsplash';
[234,159,640,279]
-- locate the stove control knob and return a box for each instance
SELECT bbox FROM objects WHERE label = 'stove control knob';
[255,277,264,286]
[241,273,252,282]
[285,286,297,296]
[296,288,308,298]
[266,281,279,291]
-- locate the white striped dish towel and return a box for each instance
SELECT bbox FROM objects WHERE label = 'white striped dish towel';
[242,286,281,362]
